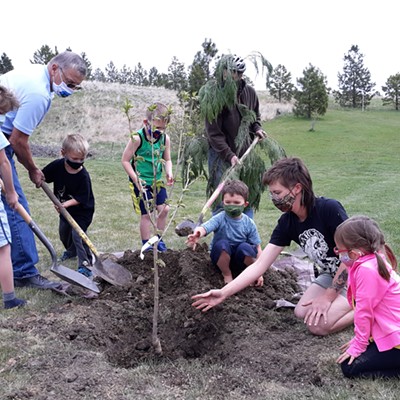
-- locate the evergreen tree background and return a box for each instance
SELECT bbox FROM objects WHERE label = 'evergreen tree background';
[333,45,375,109]
[0,52,14,74]
[267,64,294,102]
[188,39,218,95]
[30,45,58,64]
[166,57,187,92]
[293,64,329,118]
[80,52,92,80]
[382,73,400,111]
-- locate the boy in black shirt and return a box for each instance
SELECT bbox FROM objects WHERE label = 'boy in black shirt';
[42,134,95,277]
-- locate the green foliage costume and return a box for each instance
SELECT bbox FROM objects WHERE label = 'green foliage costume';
[183,54,286,211]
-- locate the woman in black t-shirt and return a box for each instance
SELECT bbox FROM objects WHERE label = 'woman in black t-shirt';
[192,157,354,337]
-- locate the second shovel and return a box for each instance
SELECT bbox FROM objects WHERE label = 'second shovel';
[40,182,132,288]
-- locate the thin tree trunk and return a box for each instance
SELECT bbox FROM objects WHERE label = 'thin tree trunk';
[152,250,162,355]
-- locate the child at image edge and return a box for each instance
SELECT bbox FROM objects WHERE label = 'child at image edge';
[0,85,26,308]
[187,180,263,286]
[334,215,400,378]
[42,134,95,277]
[121,102,173,252]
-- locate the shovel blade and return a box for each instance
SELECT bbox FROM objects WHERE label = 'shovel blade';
[51,264,100,293]
[92,257,132,287]
[175,219,196,237]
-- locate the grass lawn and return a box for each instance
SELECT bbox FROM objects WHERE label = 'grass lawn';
[3,104,400,399]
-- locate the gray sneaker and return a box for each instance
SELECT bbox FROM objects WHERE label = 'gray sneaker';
[14,275,62,290]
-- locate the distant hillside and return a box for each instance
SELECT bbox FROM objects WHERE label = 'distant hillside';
[32,81,292,150]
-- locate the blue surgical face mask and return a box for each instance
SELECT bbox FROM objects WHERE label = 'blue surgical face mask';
[53,81,74,98]
[146,124,164,140]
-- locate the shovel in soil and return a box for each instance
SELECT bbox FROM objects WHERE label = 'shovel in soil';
[175,137,259,237]
[0,180,99,293]
[40,182,132,288]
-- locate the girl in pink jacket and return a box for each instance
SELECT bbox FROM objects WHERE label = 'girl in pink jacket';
[334,215,400,378]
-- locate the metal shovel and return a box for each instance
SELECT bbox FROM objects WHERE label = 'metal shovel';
[40,182,132,288]
[0,184,99,293]
[175,137,259,236]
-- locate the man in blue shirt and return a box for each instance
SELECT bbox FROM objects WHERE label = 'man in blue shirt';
[0,51,87,290]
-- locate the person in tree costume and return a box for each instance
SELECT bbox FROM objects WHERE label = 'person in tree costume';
[198,54,284,217]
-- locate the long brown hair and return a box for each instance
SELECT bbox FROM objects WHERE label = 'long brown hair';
[334,215,397,281]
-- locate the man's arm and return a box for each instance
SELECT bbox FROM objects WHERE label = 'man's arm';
[8,127,43,186]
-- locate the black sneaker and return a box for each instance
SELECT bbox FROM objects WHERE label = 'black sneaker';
[59,251,76,262]
[14,275,62,290]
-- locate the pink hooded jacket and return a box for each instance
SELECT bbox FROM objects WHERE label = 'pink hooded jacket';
[347,253,400,357]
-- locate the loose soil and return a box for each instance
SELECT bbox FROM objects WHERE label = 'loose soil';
[0,247,350,399]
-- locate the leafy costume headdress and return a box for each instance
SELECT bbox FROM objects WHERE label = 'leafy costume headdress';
[183,54,286,211]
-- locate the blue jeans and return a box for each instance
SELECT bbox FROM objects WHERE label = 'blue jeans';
[208,147,254,219]
[210,239,258,276]
[59,217,92,268]
[1,145,39,279]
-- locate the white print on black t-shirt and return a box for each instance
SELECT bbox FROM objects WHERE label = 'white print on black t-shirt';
[299,228,337,275]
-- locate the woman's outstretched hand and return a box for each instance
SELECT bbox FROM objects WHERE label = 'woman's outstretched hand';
[191,289,225,312]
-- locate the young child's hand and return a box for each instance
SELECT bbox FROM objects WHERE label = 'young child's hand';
[4,189,18,209]
[186,229,202,250]
[254,275,264,287]
[166,174,174,186]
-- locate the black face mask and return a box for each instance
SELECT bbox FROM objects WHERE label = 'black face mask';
[66,158,84,170]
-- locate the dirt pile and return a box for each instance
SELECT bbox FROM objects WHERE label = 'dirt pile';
[2,247,347,398]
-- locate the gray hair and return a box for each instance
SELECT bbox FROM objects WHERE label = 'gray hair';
[49,51,87,78]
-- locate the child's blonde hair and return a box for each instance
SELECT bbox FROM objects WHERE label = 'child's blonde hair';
[334,215,397,281]
[146,102,171,124]
[61,134,89,157]
[0,85,19,114]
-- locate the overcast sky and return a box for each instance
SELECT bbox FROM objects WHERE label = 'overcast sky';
[2,0,398,91]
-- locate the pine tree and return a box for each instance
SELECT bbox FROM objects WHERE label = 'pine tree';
[119,65,134,84]
[0,52,14,74]
[30,45,58,64]
[80,52,93,80]
[334,45,375,109]
[132,63,148,86]
[105,61,119,83]
[165,57,187,92]
[293,64,329,118]
[382,73,400,111]
[188,39,218,94]
[148,67,160,86]
[267,64,294,102]
[92,68,106,82]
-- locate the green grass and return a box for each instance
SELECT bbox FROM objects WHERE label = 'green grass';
[7,104,400,398]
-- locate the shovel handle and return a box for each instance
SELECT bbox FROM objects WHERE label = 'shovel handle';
[40,181,100,257]
[198,137,260,222]
[0,179,58,261]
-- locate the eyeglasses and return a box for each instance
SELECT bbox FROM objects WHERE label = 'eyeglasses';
[59,66,81,90]
[333,247,350,255]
